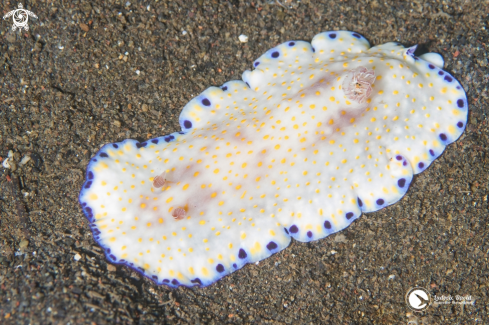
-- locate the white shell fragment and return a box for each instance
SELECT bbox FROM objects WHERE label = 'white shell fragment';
[79,31,468,288]
[238,34,249,43]
[2,158,10,169]
[19,155,31,166]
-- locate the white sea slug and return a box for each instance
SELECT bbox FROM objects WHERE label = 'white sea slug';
[79,31,468,288]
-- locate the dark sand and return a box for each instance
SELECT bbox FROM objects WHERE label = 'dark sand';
[1,0,488,324]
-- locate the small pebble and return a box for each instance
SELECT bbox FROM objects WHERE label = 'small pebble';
[2,158,11,169]
[19,155,31,166]
[142,104,148,112]
[107,264,116,272]
[80,23,89,32]
[238,35,249,43]
[113,120,122,127]
[30,153,43,169]
[19,240,29,248]
[74,253,82,261]
[9,160,17,172]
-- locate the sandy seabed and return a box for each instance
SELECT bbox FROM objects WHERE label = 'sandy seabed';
[1,0,488,324]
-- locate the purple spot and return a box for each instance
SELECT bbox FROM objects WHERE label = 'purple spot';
[403,161,407,166]
[266,241,278,250]
[444,75,453,82]
[358,198,363,207]
[151,139,158,144]
[457,99,464,108]
[271,51,279,58]
[202,98,211,106]
[438,71,444,76]
[329,33,337,39]
[88,171,94,180]
[288,41,295,46]
[246,82,250,87]
[91,158,97,163]
[163,279,170,283]
[106,248,111,253]
[119,259,125,263]
[136,142,147,148]
[456,86,461,89]
[346,212,354,220]
[396,155,402,161]
[152,275,158,280]
[418,162,425,169]
[183,120,192,129]
[429,149,435,156]
[171,279,179,285]
[398,178,406,188]
[377,198,385,205]
[289,225,299,233]
[191,278,202,285]
[84,181,92,189]
[324,221,332,229]
[164,135,175,142]
[81,202,87,207]
[307,231,313,238]
[254,62,260,67]
[457,121,464,128]
[222,86,228,91]
[233,263,237,268]
[112,144,119,148]
[284,227,289,234]
[352,33,361,38]
[137,267,144,272]
[428,64,435,69]
[178,131,185,134]
[238,249,247,259]
[216,264,225,273]
[439,133,447,141]
[312,47,315,52]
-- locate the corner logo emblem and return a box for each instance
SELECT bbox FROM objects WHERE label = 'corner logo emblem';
[3,3,38,31]
[405,287,431,312]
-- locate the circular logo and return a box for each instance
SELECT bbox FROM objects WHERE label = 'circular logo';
[13,10,28,27]
[405,287,431,312]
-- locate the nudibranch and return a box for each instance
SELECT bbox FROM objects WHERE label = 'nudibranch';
[79,31,467,288]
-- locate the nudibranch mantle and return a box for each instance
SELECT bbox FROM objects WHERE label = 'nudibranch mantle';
[79,31,467,288]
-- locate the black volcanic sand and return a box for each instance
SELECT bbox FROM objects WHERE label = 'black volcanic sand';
[1,0,488,324]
